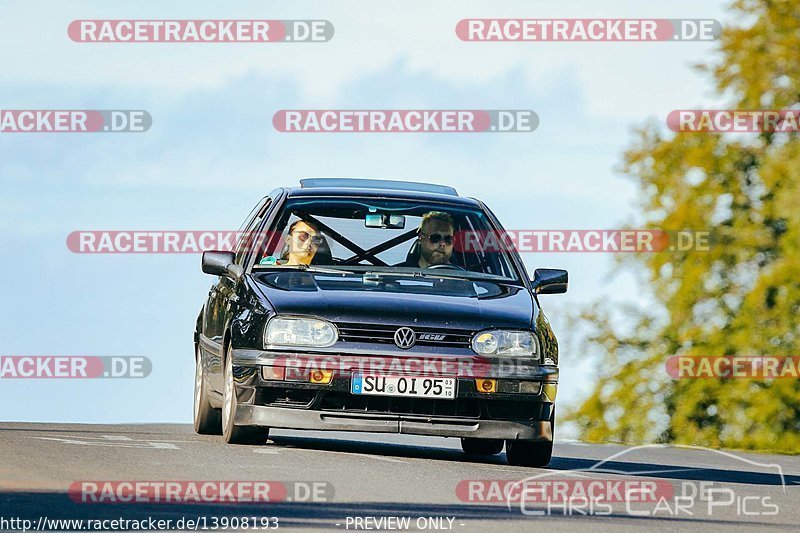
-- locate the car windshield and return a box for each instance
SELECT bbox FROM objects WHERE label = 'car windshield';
[251,197,522,283]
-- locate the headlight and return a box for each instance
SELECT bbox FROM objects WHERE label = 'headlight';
[264,317,338,348]
[471,330,539,357]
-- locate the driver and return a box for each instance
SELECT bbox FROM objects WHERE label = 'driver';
[401,211,456,268]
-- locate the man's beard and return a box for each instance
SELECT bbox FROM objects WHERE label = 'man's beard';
[422,248,448,265]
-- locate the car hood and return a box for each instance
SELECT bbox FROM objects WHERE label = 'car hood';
[251,271,534,330]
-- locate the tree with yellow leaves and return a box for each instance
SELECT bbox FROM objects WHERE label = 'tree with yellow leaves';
[568,0,800,452]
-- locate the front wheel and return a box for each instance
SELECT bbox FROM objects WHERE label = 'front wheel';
[222,345,269,445]
[505,439,553,467]
[193,345,221,435]
[461,438,504,456]
[505,409,554,467]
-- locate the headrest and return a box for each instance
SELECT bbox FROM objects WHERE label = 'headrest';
[310,235,333,265]
[404,239,420,264]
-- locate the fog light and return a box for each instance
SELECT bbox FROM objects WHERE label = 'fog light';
[310,369,333,384]
[262,365,285,381]
[476,378,496,393]
[519,381,541,394]
[285,367,310,382]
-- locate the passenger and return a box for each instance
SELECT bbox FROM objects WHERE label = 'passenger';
[401,211,456,268]
[281,220,324,266]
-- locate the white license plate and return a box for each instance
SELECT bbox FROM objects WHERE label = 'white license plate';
[351,374,457,399]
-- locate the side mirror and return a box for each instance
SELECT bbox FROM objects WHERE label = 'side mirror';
[202,251,243,281]
[531,268,568,294]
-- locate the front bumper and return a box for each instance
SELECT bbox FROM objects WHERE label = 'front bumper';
[230,348,558,441]
[236,405,553,440]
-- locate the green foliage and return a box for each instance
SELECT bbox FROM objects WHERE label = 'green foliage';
[567,0,800,453]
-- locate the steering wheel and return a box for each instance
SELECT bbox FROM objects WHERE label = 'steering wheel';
[427,263,466,271]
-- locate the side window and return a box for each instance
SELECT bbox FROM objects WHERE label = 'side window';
[237,197,267,234]
[234,199,272,266]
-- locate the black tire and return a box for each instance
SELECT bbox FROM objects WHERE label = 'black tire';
[505,409,555,467]
[222,344,269,445]
[193,345,221,435]
[461,438,504,456]
[505,439,553,467]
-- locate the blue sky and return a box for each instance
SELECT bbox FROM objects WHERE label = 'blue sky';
[0,0,731,427]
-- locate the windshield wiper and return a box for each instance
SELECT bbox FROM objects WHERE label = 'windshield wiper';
[295,264,356,275]
[256,264,355,275]
[367,269,521,285]
[365,270,468,282]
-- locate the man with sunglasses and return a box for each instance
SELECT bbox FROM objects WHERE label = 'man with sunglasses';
[400,211,456,268]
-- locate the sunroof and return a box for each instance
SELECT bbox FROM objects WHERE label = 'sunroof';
[299,178,458,196]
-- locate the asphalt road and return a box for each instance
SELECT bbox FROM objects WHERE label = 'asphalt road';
[0,423,798,532]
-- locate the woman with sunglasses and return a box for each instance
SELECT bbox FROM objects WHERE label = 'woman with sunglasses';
[281,220,326,266]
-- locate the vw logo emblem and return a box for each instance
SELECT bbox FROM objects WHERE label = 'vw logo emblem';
[394,327,416,349]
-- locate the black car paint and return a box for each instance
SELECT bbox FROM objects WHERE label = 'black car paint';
[196,186,561,426]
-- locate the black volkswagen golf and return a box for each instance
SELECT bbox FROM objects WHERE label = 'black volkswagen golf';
[194,178,567,467]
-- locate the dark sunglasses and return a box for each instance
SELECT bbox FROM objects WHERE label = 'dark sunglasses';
[294,231,324,246]
[422,232,454,245]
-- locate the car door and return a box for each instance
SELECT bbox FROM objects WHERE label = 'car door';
[206,197,276,392]
[203,196,271,391]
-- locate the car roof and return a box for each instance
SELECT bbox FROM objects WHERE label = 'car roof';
[285,178,481,208]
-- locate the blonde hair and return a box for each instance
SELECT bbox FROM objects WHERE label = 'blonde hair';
[419,211,454,233]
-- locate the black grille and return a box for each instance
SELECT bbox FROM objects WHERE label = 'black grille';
[258,388,316,408]
[485,399,543,421]
[319,391,481,418]
[336,322,473,349]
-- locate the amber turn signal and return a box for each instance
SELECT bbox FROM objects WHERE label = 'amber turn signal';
[476,378,496,393]
[310,369,333,384]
